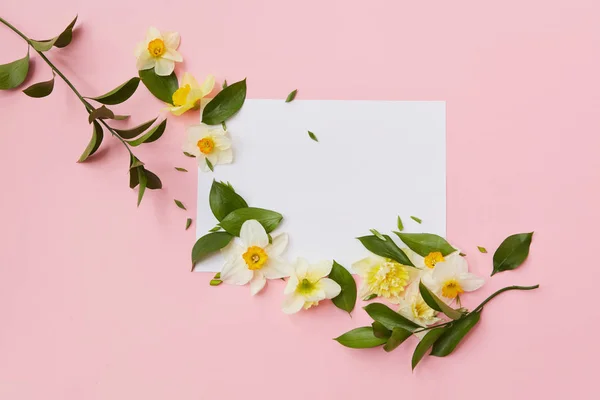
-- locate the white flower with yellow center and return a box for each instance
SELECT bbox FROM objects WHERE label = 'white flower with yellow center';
[167,73,215,116]
[182,124,232,171]
[135,27,183,76]
[352,255,418,303]
[220,220,290,295]
[398,282,439,328]
[282,258,341,314]
[429,253,484,299]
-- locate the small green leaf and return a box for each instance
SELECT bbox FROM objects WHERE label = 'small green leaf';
[127,119,167,146]
[185,218,193,231]
[285,89,297,102]
[383,327,412,352]
[394,232,456,257]
[222,79,228,89]
[371,321,392,339]
[308,131,318,142]
[0,51,30,90]
[411,327,447,370]
[205,158,214,171]
[129,167,141,189]
[478,246,488,254]
[431,312,481,357]
[88,77,140,105]
[218,207,283,236]
[459,252,467,257]
[202,78,247,125]
[137,167,147,207]
[191,232,234,264]
[214,272,221,279]
[208,226,222,232]
[175,167,188,172]
[410,216,422,224]
[209,279,223,286]
[113,117,158,139]
[492,232,534,276]
[221,121,227,131]
[30,38,58,52]
[369,229,385,241]
[363,303,421,332]
[113,114,130,120]
[53,16,78,48]
[334,327,388,349]
[139,69,178,104]
[174,199,186,210]
[357,235,414,267]
[23,73,55,98]
[88,105,114,123]
[418,281,463,320]
[329,261,357,314]
[363,294,378,301]
[144,169,162,189]
[183,152,196,158]
[78,121,104,162]
[397,216,404,231]
[209,180,249,221]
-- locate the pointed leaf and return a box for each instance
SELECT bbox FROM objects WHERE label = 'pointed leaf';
[127,119,167,146]
[88,105,114,123]
[431,311,481,357]
[0,51,29,90]
[202,78,247,125]
[113,117,158,139]
[383,327,412,352]
[394,232,456,257]
[209,180,248,221]
[411,216,422,224]
[334,327,387,349]
[185,218,193,231]
[397,216,404,231]
[357,235,414,267]
[492,232,534,276]
[418,281,463,320]
[411,327,447,370]
[137,167,147,207]
[308,131,318,142]
[144,169,162,189]
[53,16,78,48]
[363,303,422,332]
[191,232,234,264]
[139,69,178,104]
[129,166,140,188]
[30,38,58,52]
[23,73,55,98]
[88,77,140,105]
[285,89,297,102]
[175,167,188,172]
[77,121,104,162]
[218,207,283,236]
[329,261,357,314]
[174,199,186,210]
[205,158,214,171]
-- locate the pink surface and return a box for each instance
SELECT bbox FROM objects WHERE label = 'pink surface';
[1,0,599,398]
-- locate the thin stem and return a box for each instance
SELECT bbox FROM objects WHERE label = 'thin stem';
[413,320,454,334]
[473,285,539,313]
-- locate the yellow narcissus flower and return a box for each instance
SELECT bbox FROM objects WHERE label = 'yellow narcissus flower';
[135,27,182,76]
[398,282,439,329]
[352,255,418,303]
[182,124,233,172]
[167,73,215,116]
[282,258,341,314]
[429,253,484,299]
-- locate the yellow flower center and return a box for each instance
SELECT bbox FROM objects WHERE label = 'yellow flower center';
[147,38,166,57]
[303,301,320,310]
[424,252,444,269]
[197,137,215,154]
[296,278,316,295]
[366,259,410,300]
[411,298,436,321]
[441,279,464,299]
[172,84,191,106]
[242,246,268,270]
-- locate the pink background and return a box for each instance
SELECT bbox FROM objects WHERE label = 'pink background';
[1,0,599,398]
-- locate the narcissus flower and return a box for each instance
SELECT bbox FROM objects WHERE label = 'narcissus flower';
[282,258,341,314]
[428,253,484,299]
[352,255,417,303]
[398,282,440,328]
[220,220,290,295]
[167,73,215,115]
[182,124,232,172]
[135,27,182,76]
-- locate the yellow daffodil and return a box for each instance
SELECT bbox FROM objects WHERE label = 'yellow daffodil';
[398,282,440,329]
[182,124,232,172]
[282,258,341,314]
[135,27,182,76]
[352,255,418,303]
[167,73,215,116]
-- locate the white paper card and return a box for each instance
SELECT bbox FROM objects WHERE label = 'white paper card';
[195,100,446,272]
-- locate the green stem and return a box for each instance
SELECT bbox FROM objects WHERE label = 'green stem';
[473,285,539,313]
[413,320,454,334]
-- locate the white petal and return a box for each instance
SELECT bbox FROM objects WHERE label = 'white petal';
[186,125,208,142]
[403,248,426,269]
[352,256,383,276]
[304,287,326,302]
[432,260,456,282]
[239,220,269,248]
[146,26,162,41]
[265,233,288,257]
[284,275,299,295]
[213,134,231,150]
[262,258,290,279]
[154,58,175,76]
[163,48,183,62]
[162,31,180,48]
[358,282,372,299]
[282,294,305,314]
[205,152,219,166]
[220,241,243,263]
[134,41,146,57]
[319,278,341,299]
[459,273,485,292]
[220,259,252,285]
[294,257,310,278]
[136,52,155,71]
[197,155,211,172]
[250,272,267,295]
[200,75,215,96]
[217,148,233,165]
[307,260,333,280]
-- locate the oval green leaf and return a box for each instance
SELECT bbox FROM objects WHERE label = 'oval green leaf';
[285,89,297,103]
[334,327,387,349]
[23,73,55,98]
[113,117,158,139]
[202,78,247,125]
[411,327,447,370]
[191,232,235,265]
[357,235,414,267]
[185,218,193,231]
[394,232,456,257]
[329,261,357,314]
[209,180,249,221]
[431,311,481,357]
[363,303,421,332]
[127,119,167,146]
[418,281,463,320]
[77,121,104,162]
[88,77,140,105]
[174,199,186,210]
[53,16,78,48]
[139,69,178,104]
[219,207,283,236]
[383,327,412,352]
[0,51,30,90]
[144,169,162,190]
[492,232,534,276]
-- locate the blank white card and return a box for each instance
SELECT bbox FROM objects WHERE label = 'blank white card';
[195,100,446,272]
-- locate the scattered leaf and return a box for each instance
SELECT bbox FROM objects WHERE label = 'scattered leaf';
[363,294,378,301]
[183,152,196,158]
[478,246,488,254]
[209,278,223,286]
[77,121,103,162]
[492,232,534,276]
[219,207,283,236]
[357,235,414,267]
[88,105,114,123]
[363,303,421,332]
[191,232,234,265]
[222,79,228,89]
[431,311,481,357]
[0,51,30,90]
[397,216,404,231]
[411,216,422,224]
[174,199,186,210]
[369,229,386,241]
[394,232,456,257]
[113,117,158,139]
[139,69,178,104]
[308,131,318,142]
[285,89,297,102]
[23,73,55,98]
[209,180,249,221]
[202,78,247,125]
[418,281,463,320]
[383,327,412,352]
[175,167,188,172]
[329,261,357,314]
[208,226,222,232]
[334,327,388,349]
[185,218,193,230]
[127,119,167,146]
[205,158,214,171]
[88,77,140,105]
[411,327,447,370]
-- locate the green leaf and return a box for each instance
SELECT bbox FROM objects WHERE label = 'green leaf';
[418,281,463,320]
[205,158,214,171]
[183,152,196,158]
[53,16,78,48]
[191,232,234,264]
[357,235,414,267]
[208,226,222,232]
[383,327,412,352]
[411,327,447,370]
[285,89,297,102]
[113,114,130,120]
[222,79,228,89]
[363,294,378,301]
[394,232,456,257]
[139,69,179,104]
[113,117,158,139]
[411,216,422,224]
[88,77,140,105]
[127,119,167,146]
[88,105,114,123]
[23,73,55,98]
[478,246,488,254]
[308,131,318,142]
[397,216,404,231]
[369,229,385,241]
[129,167,141,188]
[492,232,534,276]
[334,327,388,349]
[174,199,186,210]
[202,78,247,125]
[363,303,421,332]
[209,278,223,286]
[219,207,283,236]
[175,167,188,172]
[0,51,30,90]
[77,121,103,162]
[371,321,392,339]
[137,167,147,207]
[144,169,162,189]
[30,38,58,52]
[185,218,193,231]
[329,261,357,314]
[209,180,249,221]
[431,312,481,357]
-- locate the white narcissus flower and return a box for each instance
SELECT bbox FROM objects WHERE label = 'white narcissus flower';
[135,27,183,76]
[428,252,484,299]
[182,124,232,171]
[220,220,290,295]
[167,73,215,116]
[352,255,418,303]
[282,258,341,314]
[398,281,440,329]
